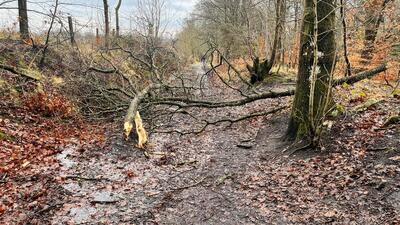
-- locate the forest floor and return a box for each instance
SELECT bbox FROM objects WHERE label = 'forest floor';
[1,64,400,225]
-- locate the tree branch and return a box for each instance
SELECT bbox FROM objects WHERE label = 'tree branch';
[0,64,39,81]
[152,64,387,109]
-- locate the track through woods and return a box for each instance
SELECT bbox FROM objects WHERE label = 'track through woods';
[4,64,397,224]
[49,63,292,224]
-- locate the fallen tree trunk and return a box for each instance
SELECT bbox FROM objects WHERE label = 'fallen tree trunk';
[0,64,40,81]
[125,64,387,142]
[153,88,295,108]
[333,64,387,86]
[124,84,155,139]
[153,64,387,109]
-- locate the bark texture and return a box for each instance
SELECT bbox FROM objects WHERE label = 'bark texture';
[287,0,336,140]
[115,0,122,37]
[18,0,29,40]
[68,16,75,45]
[103,0,110,49]
[340,0,352,76]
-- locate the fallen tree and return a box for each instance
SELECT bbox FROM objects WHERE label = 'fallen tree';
[0,63,40,81]
[120,63,387,140]
[150,64,387,109]
[79,24,387,146]
[333,64,387,86]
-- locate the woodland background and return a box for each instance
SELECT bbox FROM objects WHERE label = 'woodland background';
[0,0,400,224]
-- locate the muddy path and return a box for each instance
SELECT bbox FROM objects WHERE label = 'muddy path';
[49,65,400,224]
[49,64,291,224]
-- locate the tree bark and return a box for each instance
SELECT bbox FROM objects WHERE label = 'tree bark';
[115,0,122,37]
[18,0,29,40]
[96,28,100,46]
[340,0,352,76]
[103,0,110,49]
[68,16,75,45]
[124,84,154,139]
[153,64,386,109]
[286,0,336,141]
[333,64,386,86]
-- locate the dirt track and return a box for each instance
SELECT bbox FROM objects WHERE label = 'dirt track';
[47,65,400,224]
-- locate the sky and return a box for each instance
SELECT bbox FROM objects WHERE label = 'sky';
[0,0,198,36]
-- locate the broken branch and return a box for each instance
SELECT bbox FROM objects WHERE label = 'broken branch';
[153,64,387,109]
[0,63,39,81]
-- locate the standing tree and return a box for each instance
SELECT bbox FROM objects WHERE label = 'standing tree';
[39,0,59,68]
[340,0,352,76]
[115,0,122,37]
[18,0,29,40]
[68,16,75,45]
[103,0,110,49]
[286,0,336,146]
[361,0,393,62]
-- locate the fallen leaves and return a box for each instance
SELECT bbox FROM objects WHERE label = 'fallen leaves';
[0,96,106,224]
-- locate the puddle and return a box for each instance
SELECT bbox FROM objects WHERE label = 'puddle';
[92,191,119,203]
[69,207,97,223]
[62,182,82,194]
[56,146,77,169]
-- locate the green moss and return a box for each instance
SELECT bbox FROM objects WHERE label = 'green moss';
[296,123,309,141]
[384,115,400,127]
[393,89,400,97]
[351,89,367,98]
[342,82,350,89]
[0,78,7,88]
[354,99,382,112]
[20,67,44,80]
[0,132,5,140]
[0,131,15,142]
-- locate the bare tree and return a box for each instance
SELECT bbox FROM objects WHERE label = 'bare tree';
[361,0,394,62]
[115,0,122,37]
[39,0,59,68]
[340,0,352,76]
[78,0,387,147]
[103,0,110,49]
[18,0,30,40]
[135,0,166,40]
[68,16,75,45]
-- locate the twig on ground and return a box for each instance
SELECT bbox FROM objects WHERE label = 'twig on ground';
[155,106,288,135]
[172,176,207,191]
[64,175,110,182]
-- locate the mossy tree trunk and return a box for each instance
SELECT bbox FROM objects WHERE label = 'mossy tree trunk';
[286,0,336,142]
